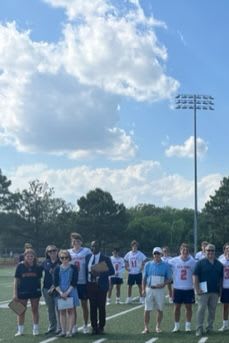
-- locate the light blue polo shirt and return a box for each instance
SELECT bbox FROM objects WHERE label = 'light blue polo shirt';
[143,260,171,287]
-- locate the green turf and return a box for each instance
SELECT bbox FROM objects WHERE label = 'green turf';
[0,267,228,342]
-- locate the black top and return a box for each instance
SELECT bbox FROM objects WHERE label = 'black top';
[194,258,223,293]
[15,262,43,298]
[42,258,61,289]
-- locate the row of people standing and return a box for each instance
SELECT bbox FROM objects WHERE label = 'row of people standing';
[13,237,229,337]
[13,233,115,337]
[142,242,229,337]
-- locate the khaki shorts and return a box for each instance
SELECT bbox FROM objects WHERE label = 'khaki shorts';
[145,286,165,311]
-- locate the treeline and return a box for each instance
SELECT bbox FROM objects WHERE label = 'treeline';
[0,169,229,256]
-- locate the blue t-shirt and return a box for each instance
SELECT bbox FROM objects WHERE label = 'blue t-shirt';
[143,260,171,287]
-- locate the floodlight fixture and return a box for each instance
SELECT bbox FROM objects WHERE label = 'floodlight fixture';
[175,94,214,255]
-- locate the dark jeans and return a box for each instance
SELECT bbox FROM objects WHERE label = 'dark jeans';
[87,283,107,330]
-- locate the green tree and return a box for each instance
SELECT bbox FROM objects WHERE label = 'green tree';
[15,180,72,251]
[0,169,12,210]
[76,188,128,250]
[202,176,229,248]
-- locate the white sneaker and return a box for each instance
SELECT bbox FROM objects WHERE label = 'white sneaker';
[156,326,162,333]
[15,332,23,337]
[33,328,39,336]
[172,327,180,333]
[115,298,120,304]
[139,297,145,304]
[125,297,132,304]
[106,298,111,305]
[218,325,228,332]
[185,327,191,332]
[72,325,78,334]
[169,297,173,304]
[83,325,89,334]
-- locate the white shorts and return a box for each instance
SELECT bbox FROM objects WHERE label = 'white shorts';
[145,286,165,311]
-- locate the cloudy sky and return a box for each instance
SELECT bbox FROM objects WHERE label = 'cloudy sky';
[0,0,228,209]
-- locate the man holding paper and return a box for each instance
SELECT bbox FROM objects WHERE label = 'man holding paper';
[86,240,114,335]
[193,243,224,337]
[142,247,171,334]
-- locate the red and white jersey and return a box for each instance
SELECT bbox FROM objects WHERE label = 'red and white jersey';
[218,255,229,289]
[110,256,125,278]
[124,250,147,275]
[169,255,196,290]
[68,247,91,284]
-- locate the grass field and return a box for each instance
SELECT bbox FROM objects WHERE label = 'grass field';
[0,267,228,342]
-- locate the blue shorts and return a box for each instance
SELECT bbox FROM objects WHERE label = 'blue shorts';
[128,273,142,286]
[18,291,42,300]
[110,277,123,285]
[173,289,195,304]
[77,284,88,300]
[221,288,229,303]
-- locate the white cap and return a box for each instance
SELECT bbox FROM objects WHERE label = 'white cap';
[153,247,163,254]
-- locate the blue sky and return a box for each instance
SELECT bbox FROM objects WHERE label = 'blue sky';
[0,0,228,209]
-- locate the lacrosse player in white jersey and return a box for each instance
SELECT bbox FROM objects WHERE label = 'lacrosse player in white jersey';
[124,240,147,304]
[68,232,91,334]
[169,243,196,332]
[218,243,229,331]
[107,248,125,304]
[161,246,173,303]
[195,241,208,261]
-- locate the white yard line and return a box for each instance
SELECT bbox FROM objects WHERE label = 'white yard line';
[145,338,158,343]
[0,300,11,304]
[198,337,208,343]
[38,338,57,343]
[39,304,143,343]
[92,339,107,343]
[105,304,142,321]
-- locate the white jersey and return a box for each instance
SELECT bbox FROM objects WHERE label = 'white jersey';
[161,255,172,263]
[110,256,125,278]
[169,255,196,290]
[195,250,206,261]
[68,247,91,284]
[218,255,229,289]
[124,250,147,275]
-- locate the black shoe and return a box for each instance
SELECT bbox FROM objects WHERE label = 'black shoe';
[98,327,104,334]
[91,328,98,335]
[45,329,55,335]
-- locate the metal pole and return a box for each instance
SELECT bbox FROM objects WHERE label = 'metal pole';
[193,95,198,255]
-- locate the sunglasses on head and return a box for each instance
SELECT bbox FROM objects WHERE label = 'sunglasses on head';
[60,256,69,260]
[48,249,57,253]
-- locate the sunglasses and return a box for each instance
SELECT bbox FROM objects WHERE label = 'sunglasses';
[153,252,161,255]
[60,256,69,260]
[48,249,57,253]
[206,249,215,252]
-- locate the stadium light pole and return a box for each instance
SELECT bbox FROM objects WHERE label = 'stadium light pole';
[175,94,214,255]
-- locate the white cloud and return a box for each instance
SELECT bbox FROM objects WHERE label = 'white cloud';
[165,136,208,158]
[58,0,179,102]
[0,23,136,160]
[0,0,179,159]
[8,162,222,209]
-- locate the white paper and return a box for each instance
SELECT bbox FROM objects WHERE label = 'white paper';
[199,281,208,293]
[150,275,165,286]
[57,297,74,310]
